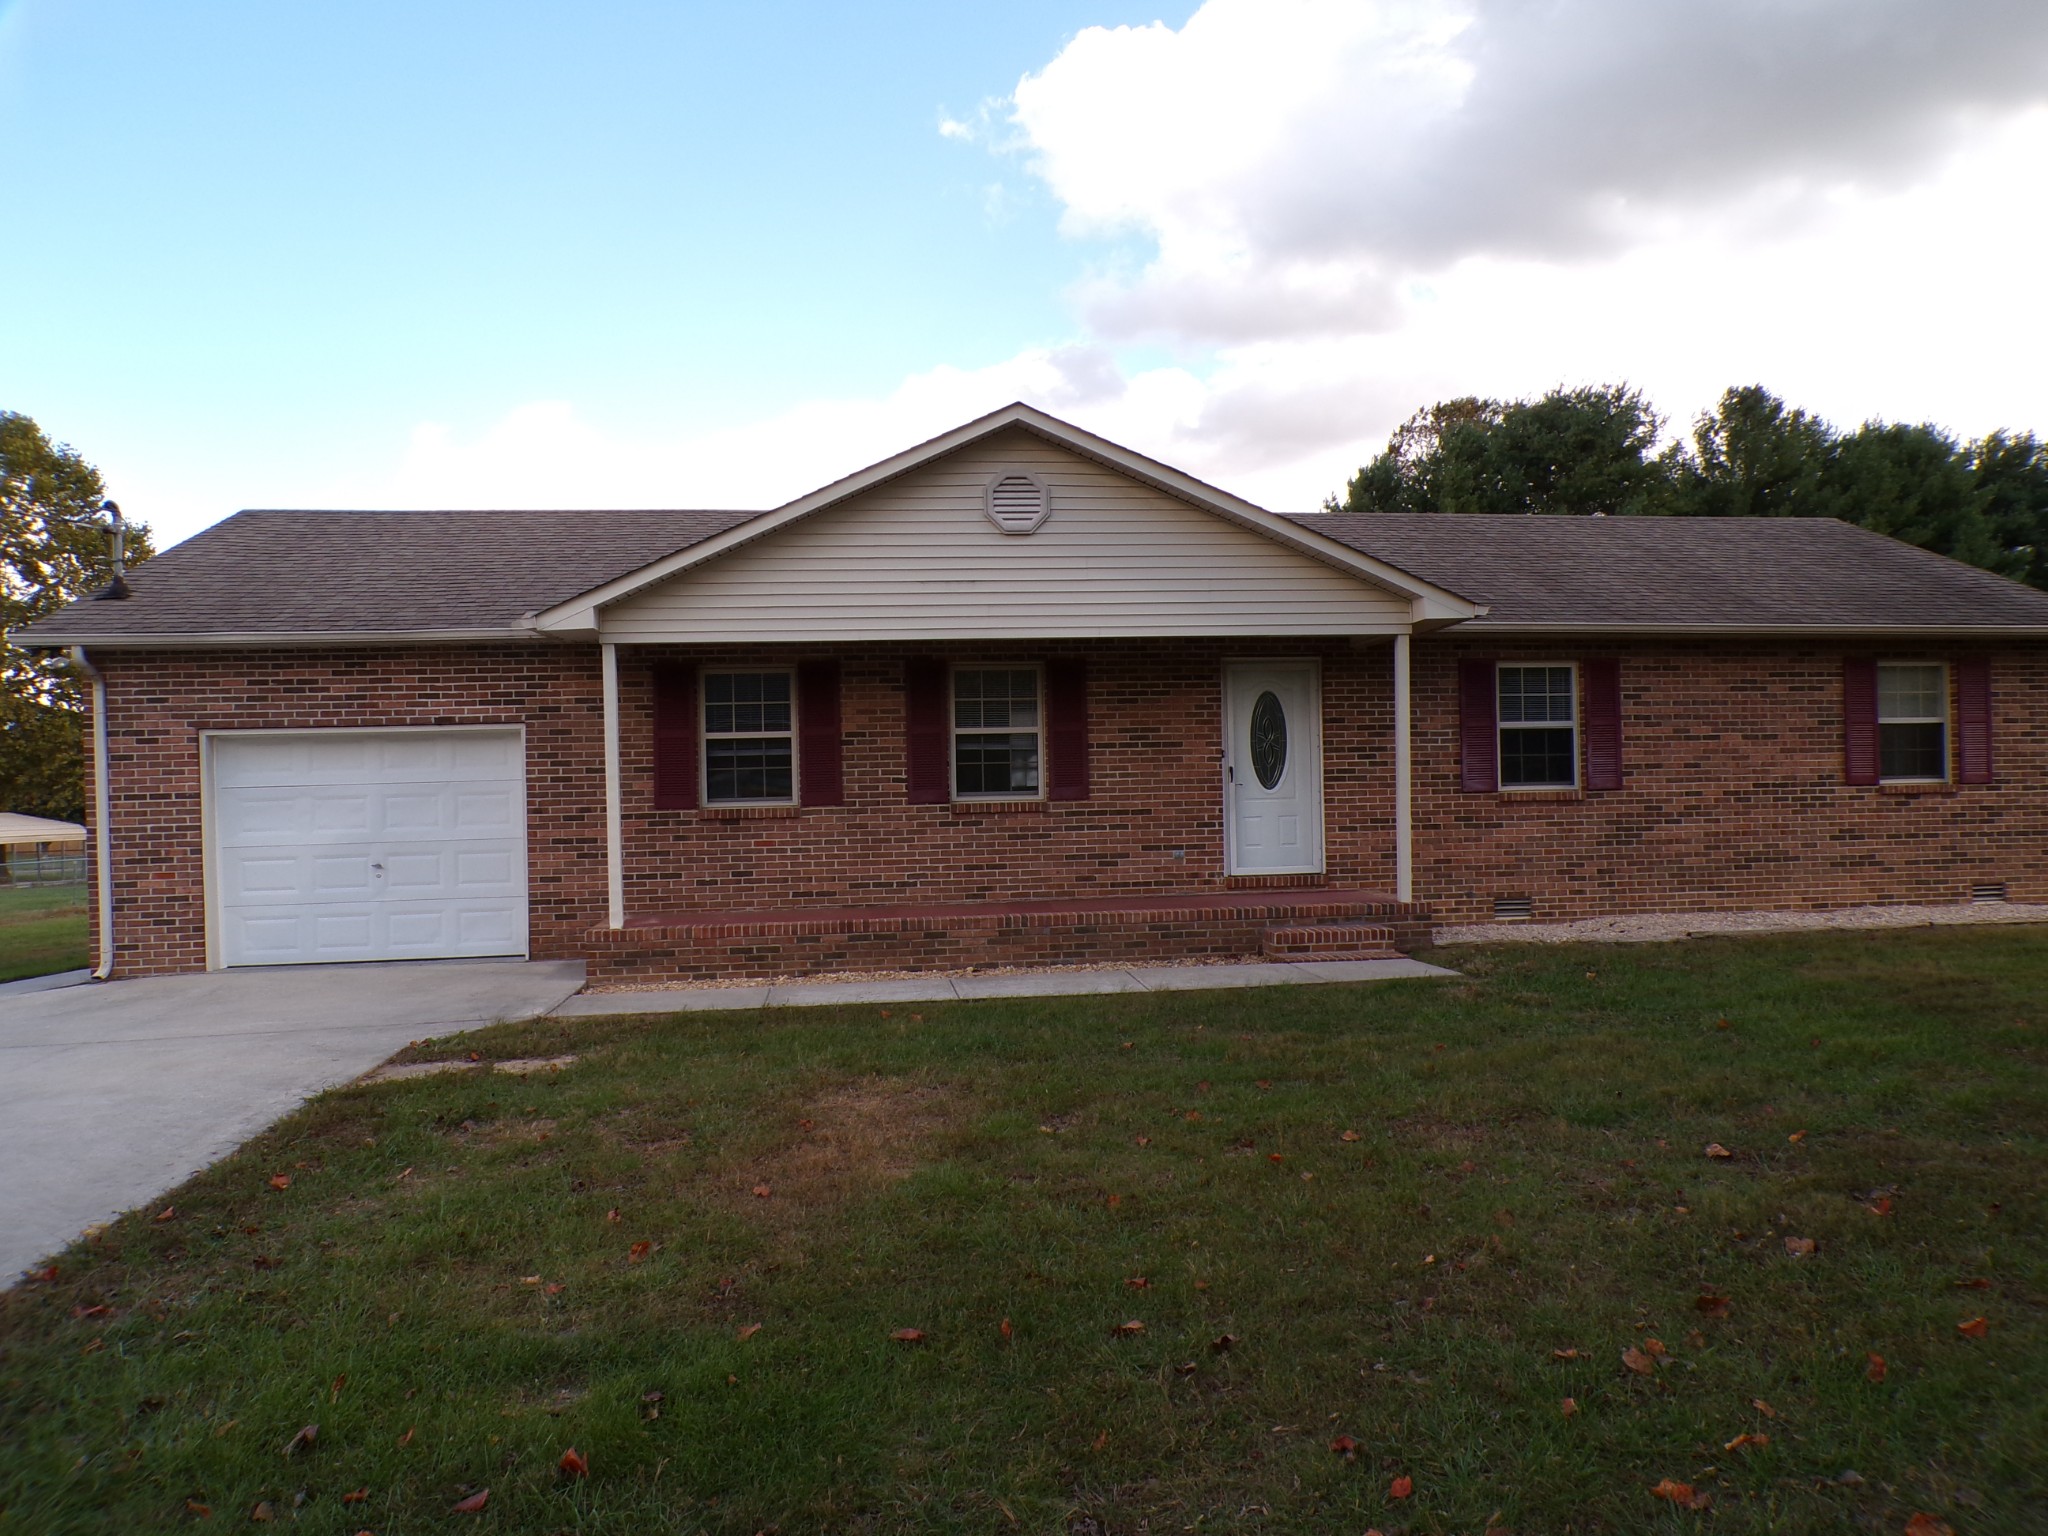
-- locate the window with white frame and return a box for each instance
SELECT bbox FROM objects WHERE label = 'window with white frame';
[1497,664,1578,789]
[953,667,1041,797]
[702,670,795,803]
[1877,662,1947,781]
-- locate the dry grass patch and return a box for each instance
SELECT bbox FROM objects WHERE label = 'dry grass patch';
[728,1077,964,1222]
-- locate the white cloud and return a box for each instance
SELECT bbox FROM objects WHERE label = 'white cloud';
[1007,0,2048,343]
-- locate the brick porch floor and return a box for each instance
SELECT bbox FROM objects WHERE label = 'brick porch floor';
[585,889,1432,985]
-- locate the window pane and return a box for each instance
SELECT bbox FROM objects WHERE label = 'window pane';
[955,732,1040,795]
[1879,721,1946,780]
[1499,666,1574,724]
[955,669,1038,730]
[1878,663,1943,721]
[1500,726,1576,787]
[704,672,791,735]
[705,737,794,802]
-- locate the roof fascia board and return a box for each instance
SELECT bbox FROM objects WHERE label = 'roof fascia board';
[533,403,1481,631]
[13,627,537,650]
[1456,622,2048,637]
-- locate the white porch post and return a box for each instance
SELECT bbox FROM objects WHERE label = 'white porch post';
[601,641,625,929]
[1393,631,1414,903]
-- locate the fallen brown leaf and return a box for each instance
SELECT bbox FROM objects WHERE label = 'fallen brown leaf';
[1643,1337,1669,1359]
[185,1500,211,1518]
[154,1206,176,1222]
[1903,1516,1955,1536]
[1125,1275,1152,1290]
[1784,1236,1817,1258]
[341,1487,368,1504]
[1106,1194,1123,1208]
[1330,1433,1358,1457]
[1210,1333,1238,1353]
[451,1488,489,1513]
[1752,1398,1777,1417]
[1868,1196,1894,1216]
[1954,1277,1992,1290]
[397,1425,415,1447]
[890,1327,925,1344]
[1696,1292,1732,1318]
[1651,1478,1712,1510]
[1390,1475,1413,1500]
[1560,1396,1578,1417]
[1111,1319,1146,1337]
[1341,1130,1361,1142]
[267,1174,291,1191]
[1724,1432,1770,1451]
[249,1503,272,1523]
[627,1240,652,1263]
[999,1317,1013,1339]
[1957,1316,1989,1339]
[1788,1129,1807,1144]
[1704,1143,1733,1160]
[558,1447,589,1478]
[737,1323,762,1341]
[1622,1347,1655,1376]
[751,1184,772,1199]
[1551,1347,1580,1360]
[282,1423,317,1457]
[1866,1352,1888,1383]
[605,1207,621,1224]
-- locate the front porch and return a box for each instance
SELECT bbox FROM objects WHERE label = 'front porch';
[584,887,1432,986]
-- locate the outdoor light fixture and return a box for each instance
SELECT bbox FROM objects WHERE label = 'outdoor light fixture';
[92,498,132,600]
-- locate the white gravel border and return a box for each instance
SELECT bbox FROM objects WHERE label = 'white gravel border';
[1432,900,2048,947]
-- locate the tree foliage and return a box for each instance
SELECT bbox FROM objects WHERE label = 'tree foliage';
[1330,383,2048,589]
[1,412,152,820]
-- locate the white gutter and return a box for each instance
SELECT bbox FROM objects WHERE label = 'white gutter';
[1459,622,2048,637]
[68,647,115,980]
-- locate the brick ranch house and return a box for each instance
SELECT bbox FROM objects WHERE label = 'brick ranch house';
[18,403,2048,984]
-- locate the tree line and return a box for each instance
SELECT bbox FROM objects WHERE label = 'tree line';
[2,412,153,822]
[1328,384,2048,590]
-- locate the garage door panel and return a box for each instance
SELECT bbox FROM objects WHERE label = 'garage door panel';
[210,730,527,967]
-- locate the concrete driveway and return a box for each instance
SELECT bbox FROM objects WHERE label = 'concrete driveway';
[0,959,585,1284]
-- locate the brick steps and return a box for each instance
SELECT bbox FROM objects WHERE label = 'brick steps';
[587,889,1431,985]
[1261,922,1404,960]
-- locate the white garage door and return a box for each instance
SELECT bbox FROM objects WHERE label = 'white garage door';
[208,728,528,967]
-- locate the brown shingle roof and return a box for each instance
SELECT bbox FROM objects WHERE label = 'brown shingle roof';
[16,508,757,643]
[1290,513,2048,629]
[18,503,2048,646]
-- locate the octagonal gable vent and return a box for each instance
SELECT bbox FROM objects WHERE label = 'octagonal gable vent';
[985,472,1051,535]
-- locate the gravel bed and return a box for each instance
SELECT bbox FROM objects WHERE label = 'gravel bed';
[1432,901,2048,947]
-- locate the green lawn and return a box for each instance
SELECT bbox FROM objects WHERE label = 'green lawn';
[3,929,2044,1534]
[0,882,88,982]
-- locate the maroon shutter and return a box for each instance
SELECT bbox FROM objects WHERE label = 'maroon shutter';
[797,659,844,806]
[1842,658,1880,786]
[1458,658,1498,793]
[1583,657,1622,791]
[1956,656,1993,784]
[904,657,950,804]
[651,665,698,810]
[1045,659,1090,801]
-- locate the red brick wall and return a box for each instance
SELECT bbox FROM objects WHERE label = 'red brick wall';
[1413,637,2048,923]
[615,639,1394,913]
[85,634,2047,977]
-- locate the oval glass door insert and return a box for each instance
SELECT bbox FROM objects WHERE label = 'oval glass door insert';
[1249,690,1287,789]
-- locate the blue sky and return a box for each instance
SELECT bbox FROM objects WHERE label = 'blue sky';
[4,0,2046,545]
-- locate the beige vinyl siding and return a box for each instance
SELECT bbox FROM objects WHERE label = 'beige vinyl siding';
[602,432,1412,641]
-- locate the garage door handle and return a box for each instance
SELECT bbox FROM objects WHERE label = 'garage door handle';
[371,863,384,873]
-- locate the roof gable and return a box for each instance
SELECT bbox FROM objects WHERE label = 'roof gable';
[534,403,1478,634]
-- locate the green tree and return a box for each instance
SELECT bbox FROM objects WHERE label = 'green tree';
[1660,384,1836,518]
[1968,429,2048,589]
[1,412,151,821]
[1330,384,1666,516]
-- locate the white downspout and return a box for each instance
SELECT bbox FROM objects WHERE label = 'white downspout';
[601,641,625,929]
[69,647,116,979]
[1393,631,1413,904]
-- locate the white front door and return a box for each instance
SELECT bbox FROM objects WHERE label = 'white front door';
[1224,660,1324,876]
[206,728,529,967]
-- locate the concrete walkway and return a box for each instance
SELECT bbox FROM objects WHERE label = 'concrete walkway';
[0,958,584,1284]
[554,955,1457,1016]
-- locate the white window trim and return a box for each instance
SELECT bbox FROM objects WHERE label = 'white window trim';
[1497,660,1580,792]
[950,661,1047,803]
[1877,659,1950,785]
[700,666,800,806]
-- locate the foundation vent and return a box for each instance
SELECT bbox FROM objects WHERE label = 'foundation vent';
[1970,882,2009,905]
[1492,896,1534,921]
